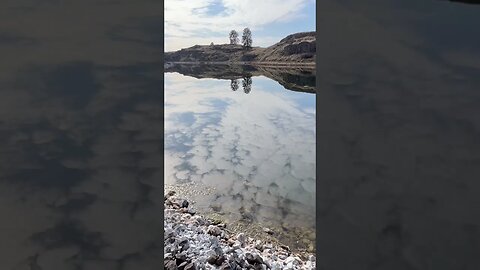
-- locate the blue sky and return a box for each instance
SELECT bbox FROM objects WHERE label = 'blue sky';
[165,0,316,51]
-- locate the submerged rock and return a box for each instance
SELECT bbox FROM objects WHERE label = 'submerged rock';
[263,227,274,235]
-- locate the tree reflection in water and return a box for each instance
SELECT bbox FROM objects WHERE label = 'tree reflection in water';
[242,76,252,94]
[230,79,239,91]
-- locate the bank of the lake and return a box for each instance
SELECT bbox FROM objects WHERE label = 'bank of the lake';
[164,190,316,270]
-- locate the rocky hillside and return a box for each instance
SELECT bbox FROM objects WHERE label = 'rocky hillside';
[256,32,316,62]
[165,32,315,64]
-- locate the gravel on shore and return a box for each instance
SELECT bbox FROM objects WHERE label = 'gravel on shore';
[164,191,316,270]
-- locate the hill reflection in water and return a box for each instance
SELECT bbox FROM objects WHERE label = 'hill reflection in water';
[165,63,316,93]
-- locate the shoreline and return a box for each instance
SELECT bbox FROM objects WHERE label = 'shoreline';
[164,61,315,69]
[165,183,315,256]
[164,191,316,270]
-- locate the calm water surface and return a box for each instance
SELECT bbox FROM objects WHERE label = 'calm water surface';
[164,70,316,232]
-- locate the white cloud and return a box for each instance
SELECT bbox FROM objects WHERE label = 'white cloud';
[165,0,310,50]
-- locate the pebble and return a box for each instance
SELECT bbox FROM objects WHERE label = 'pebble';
[285,256,300,266]
[255,240,263,251]
[263,227,274,235]
[165,190,176,200]
[184,262,195,270]
[236,233,246,244]
[178,261,187,269]
[175,252,187,263]
[165,259,177,270]
[207,225,222,236]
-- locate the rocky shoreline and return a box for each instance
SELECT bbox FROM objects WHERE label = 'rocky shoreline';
[164,191,316,270]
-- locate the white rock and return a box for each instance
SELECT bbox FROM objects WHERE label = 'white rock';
[271,262,282,270]
[164,195,315,270]
[236,233,246,243]
[232,241,242,250]
[285,256,296,265]
[305,261,312,268]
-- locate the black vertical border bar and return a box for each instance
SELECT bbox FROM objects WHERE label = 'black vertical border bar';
[315,0,323,269]
[160,0,165,268]
[315,0,320,268]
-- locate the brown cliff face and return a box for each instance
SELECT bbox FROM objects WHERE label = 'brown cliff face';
[256,32,316,62]
[165,32,316,64]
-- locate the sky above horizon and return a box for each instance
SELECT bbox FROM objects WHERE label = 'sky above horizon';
[164,0,316,51]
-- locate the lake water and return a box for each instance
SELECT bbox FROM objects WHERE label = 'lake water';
[164,67,316,250]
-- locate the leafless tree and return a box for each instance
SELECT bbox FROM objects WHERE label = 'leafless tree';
[229,30,239,45]
[242,28,252,48]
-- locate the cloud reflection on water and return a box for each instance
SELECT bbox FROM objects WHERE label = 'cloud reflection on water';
[164,72,316,228]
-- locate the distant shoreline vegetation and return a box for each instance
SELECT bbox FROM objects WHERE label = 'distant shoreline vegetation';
[165,31,316,66]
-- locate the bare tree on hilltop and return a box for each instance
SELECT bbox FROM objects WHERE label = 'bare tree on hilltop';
[242,28,252,48]
[229,30,239,45]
